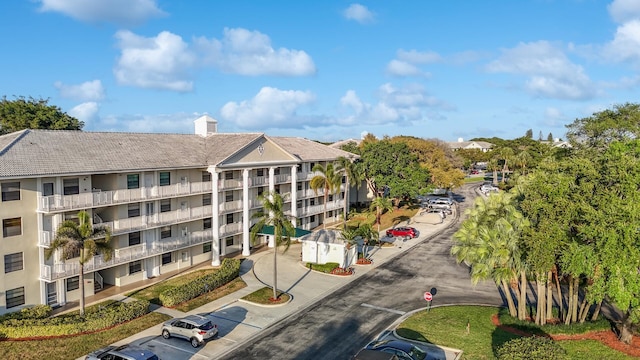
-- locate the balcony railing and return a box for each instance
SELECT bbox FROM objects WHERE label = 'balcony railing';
[218,179,242,190]
[219,222,243,238]
[39,229,213,281]
[298,200,344,216]
[38,181,212,213]
[219,200,243,213]
[275,174,291,184]
[249,176,268,187]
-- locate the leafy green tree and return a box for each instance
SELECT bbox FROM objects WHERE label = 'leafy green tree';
[565,102,640,151]
[250,191,296,300]
[336,156,364,228]
[361,140,428,205]
[44,211,112,316]
[0,96,84,135]
[525,128,533,138]
[356,223,378,258]
[310,162,342,229]
[547,132,553,142]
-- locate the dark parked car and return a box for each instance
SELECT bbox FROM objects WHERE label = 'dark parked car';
[365,340,427,360]
[85,344,159,360]
[386,227,418,239]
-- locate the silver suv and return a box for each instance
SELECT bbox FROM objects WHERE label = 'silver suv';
[161,314,218,348]
[85,344,159,360]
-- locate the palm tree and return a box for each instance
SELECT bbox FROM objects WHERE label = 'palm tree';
[499,147,514,183]
[310,162,342,229]
[339,227,359,268]
[250,191,296,300]
[45,210,113,316]
[357,223,379,258]
[369,196,393,233]
[514,149,532,175]
[336,156,364,228]
[487,158,500,185]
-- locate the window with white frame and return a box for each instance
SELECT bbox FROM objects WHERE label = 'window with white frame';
[226,237,233,246]
[2,217,21,237]
[161,226,171,239]
[162,252,172,265]
[226,213,233,224]
[6,287,25,308]
[160,199,171,213]
[42,182,54,196]
[203,218,212,230]
[63,178,79,195]
[66,276,79,291]
[159,172,170,186]
[225,192,233,202]
[128,203,140,218]
[202,193,212,206]
[225,172,233,180]
[127,174,140,189]
[1,182,20,201]
[202,171,211,182]
[203,242,212,253]
[129,260,142,274]
[128,232,141,246]
[4,252,23,273]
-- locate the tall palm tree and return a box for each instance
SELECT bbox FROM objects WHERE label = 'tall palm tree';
[250,191,296,300]
[357,223,379,259]
[487,158,500,185]
[514,149,532,175]
[369,196,393,233]
[499,147,514,183]
[310,162,342,229]
[45,210,113,316]
[336,156,364,228]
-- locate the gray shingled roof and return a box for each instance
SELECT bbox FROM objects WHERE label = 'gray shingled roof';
[270,136,357,161]
[0,130,355,179]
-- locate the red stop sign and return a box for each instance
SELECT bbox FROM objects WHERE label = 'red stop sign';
[424,291,432,301]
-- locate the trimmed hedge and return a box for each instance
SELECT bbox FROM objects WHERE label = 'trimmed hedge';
[497,336,567,360]
[159,258,241,307]
[0,300,150,339]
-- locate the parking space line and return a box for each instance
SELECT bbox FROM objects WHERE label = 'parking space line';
[207,314,263,329]
[148,339,210,359]
[360,303,406,315]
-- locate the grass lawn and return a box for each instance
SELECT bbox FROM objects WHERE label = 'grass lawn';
[347,204,420,231]
[0,312,170,360]
[241,286,291,305]
[396,305,636,360]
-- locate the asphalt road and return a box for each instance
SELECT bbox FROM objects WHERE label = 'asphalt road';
[220,184,505,360]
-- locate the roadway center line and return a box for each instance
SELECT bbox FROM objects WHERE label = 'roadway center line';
[361,303,406,315]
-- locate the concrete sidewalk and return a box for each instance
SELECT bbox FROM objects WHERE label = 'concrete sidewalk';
[77,210,458,359]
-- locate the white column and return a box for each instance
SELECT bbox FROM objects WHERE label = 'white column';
[242,168,250,256]
[267,167,276,247]
[208,166,221,266]
[290,165,298,227]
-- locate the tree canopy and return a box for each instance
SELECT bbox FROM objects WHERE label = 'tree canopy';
[0,96,83,135]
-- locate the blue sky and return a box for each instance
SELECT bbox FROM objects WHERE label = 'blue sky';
[2,0,640,142]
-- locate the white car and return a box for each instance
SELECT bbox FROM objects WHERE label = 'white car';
[161,314,218,348]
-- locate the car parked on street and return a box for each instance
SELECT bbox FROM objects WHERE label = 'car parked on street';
[386,227,418,239]
[161,314,218,348]
[365,340,427,360]
[85,344,160,360]
[423,208,446,219]
[427,203,453,215]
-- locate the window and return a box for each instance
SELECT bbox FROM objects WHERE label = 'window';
[43,182,54,196]
[274,168,280,175]
[203,242,212,253]
[63,178,79,195]
[128,203,140,218]
[202,194,212,206]
[159,172,170,186]
[1,182,20,201]
[297,183,302,191]
[4,252,23,273]
[180,176,188,185]
[225,192,233,202]
[310,215,316,222]
[203,218,212,230]
[66,276,79,291]
[2,217,21,237]
[129,260,142,274]
[256,169,264,177]
[6,287,25,308]
[160,199,171,213]
[162,252,172,265]
[127,174,139,189]
[297,200,302,209]
[275,185,280,194]
[329,194,333,201]
[297,164,302,172]
[226,213,233,224]
[161,226,171,239]
[225,172,233,180]
[128,232,141,246]
[202,171,211,182]
[226,237,233,246]
[257,187,264,197]
[310,163,315,171]
[310,199,315,206]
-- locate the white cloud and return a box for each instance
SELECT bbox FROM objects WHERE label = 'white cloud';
[386,49,441,77]
[114,30,196,92]
[608,0,640,24]
[37,0,165,26]
[194,28,316,76]
[220,87,317,129]
[603,20,640,66]
[338,83,453,126]
[397,49,442,64]
[68,102,99,125]
[99,112,200,133]
[54,80,105,101]
[386,60,429,77]
[486,41,596,100]
[343,4,375,24]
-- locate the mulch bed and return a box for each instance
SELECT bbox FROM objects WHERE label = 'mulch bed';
[492,314,640,357]
[356,258,373,265]
[330,267,354,276]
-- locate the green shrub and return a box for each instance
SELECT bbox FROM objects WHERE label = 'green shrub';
[0,300,150,339]
[306,262,339,273]
[496,336,567,360]
[159,258,240,307]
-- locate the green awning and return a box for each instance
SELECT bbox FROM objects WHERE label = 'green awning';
[255,225,311,238]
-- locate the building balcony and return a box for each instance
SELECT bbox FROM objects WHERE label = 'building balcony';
[39,229,213,281]
[249,176,268,187]
[298,200,344,217]
[275,174,291,184]
[38,205,213,246]
[219,200,243,213]
[38,181,213,213]
[219,222,243,238]
[218,179,243,190]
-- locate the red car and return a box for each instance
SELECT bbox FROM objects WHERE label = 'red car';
[386,227,418,239]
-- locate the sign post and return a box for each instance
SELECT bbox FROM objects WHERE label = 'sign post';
[424,291,432,311]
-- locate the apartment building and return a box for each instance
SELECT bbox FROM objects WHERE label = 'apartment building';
[0,115,355,314]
